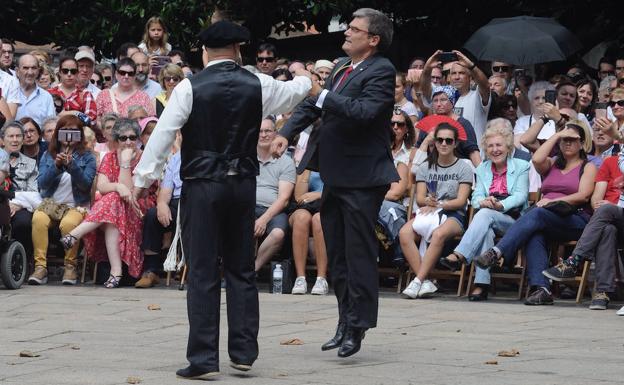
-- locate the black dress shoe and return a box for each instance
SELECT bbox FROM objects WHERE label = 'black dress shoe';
[468,285,489,301]
[176,365,220,380]
[337,327,366,358]
[321,322,346,351]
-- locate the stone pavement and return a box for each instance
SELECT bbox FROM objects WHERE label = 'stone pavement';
[1,283,624,385]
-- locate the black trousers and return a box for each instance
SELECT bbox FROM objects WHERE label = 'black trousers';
[181,177,258,372]
[12,209,33,257]
[320,184,388,329]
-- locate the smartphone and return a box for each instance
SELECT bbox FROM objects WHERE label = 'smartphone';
[58,129,82,143]
[545,90,557,105]
[438,52,458,63]
[150,55,172,76]
[595,102,608,119]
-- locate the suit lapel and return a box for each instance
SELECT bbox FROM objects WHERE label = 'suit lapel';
[335,56,376,94]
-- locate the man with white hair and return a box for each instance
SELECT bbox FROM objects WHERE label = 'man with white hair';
[313,59,334,83]
[15,54,55,125]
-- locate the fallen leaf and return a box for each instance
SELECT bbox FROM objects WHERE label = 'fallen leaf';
[456,329,461,333]
[147,304,161,311]
[401,332,407,335]
[70,345,80,350]
[19,350,40,358]
[497,349,520,357]
[127,376,142,384]
[280,338,304,345]
[485,360,498,365]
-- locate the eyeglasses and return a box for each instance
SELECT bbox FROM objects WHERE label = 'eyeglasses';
[256,57,275,63]
[608,100,624,108]
[164,76,181,83]
[1,49,14,55]
[599,71,615,76]
[492,66,510,73]
[117,69,136,77]
[391,121,406,128]
[505,104,517,110]
[347,24,373,35]
[616,66,624,71]
[259,129,276,135]
[60,68,78,75]
[90,79,103,85]
[435,137,455,145]
[103,76,112,81]
[118,135,138,142]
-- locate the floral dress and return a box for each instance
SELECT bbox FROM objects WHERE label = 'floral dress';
[84,151,156,278]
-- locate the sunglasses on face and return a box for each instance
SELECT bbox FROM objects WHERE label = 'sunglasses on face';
[117,69,136,77]
[164,76,181,83]
[90,79,103,85]
[492,66,510,73]
[118,135,138,142]
[60,68,78,75]
[103,76,112,81]
[256,56,275,63]
[435,137,455,145]
[609,100,624,108]
[391,121,406,128]
[506,103,517,110]
[560,137,580,144]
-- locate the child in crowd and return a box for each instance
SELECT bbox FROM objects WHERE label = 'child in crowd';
[138,17,172,56]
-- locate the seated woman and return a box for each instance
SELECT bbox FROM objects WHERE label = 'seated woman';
[439,118,530,301]
[399,123,473,299]
[94,113,119,160]
[476,119,596,305]
[289,169,328,295]
[28,115,97,285]
[61,118,156,288]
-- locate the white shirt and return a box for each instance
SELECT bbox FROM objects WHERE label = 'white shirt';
[133,59,311,188]
[85,82,102,99]
[52,172,75,207]
[455,89,491,147]
[0,69,20,105]
[316,60,363,108]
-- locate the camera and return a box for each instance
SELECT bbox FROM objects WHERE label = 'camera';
[544,90,557,105]
[58,129,82,143]
[437,52,458,63]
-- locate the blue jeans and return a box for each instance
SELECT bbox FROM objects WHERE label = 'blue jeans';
[455,208,516,285]
[496,207,588,289]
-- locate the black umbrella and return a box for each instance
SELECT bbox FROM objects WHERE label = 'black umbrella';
[463,16,582,65]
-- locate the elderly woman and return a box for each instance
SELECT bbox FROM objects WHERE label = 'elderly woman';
[61,118,156,288]
[313,59,334,85]
[94,113,119,160]
[41,116,59,143]
[47,57,97,122]
[153,63,183,117]
[37,64,57,90]
[477,119,596,305]
[95,58,154,118]
[595,88,624,141]
[394,72,420,124]
[28,115,96,285]
[399,123,473,299]
[439,119,530,300]
[513,81,555,149]
[2,121,39,265]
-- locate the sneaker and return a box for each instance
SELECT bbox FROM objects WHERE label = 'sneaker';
[28,266,48,285]
[524,287,554,306]
[417,280,438,297]
[291,276,307,294]
[311,277,329,295]
[135,272,160,288]
[62,264,78,285]
[230,361,252,372]
[589,291,610,310]
[475,248,502,269]
[401,278,421,299]
[542,260,577,281]
[617,305,624,316]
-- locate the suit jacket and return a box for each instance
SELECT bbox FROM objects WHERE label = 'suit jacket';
[280,54,399,188]
[471,157,530,212]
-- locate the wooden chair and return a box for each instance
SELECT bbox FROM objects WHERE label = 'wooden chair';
[548,241,591,303]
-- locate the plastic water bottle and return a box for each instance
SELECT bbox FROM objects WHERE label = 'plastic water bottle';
[273,264,283,294]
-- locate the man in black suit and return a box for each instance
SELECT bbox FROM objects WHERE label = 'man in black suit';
[271,8,398,358]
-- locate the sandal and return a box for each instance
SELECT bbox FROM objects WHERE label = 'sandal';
[439,252,465,272]
[104,274,122,288]
[60,234,79,250]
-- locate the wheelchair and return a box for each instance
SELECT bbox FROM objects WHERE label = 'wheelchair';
[0,199,27,289]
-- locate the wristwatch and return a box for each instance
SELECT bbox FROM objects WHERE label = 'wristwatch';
[541,116,549,124]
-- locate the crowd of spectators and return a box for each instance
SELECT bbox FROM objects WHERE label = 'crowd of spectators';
[2,17,624,315]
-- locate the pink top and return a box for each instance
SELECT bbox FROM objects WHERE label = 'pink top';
[541,163,582,200]
[95,88,155,118]
[489,163,508,196]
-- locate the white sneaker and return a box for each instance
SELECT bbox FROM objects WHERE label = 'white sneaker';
[617,305,624,316]
[291,277,307,294]
[402,278,421,299]
[311,277,329,295]
[417,280,438,297]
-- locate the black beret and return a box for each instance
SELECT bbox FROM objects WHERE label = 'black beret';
[198,21,250,48]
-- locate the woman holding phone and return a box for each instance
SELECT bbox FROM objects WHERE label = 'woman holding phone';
[29,115,97,286]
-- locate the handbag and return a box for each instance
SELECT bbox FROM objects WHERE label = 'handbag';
[543,200,577,216]
[36,198,70,221]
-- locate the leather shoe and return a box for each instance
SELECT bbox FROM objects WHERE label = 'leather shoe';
[321,322,346,351]
[468,285,489,301]
[176,365,220,380]
[337,327,366,358]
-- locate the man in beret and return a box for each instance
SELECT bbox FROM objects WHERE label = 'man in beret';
[133,20,313,379]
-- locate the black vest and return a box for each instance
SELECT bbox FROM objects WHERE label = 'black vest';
[180,61,263,181]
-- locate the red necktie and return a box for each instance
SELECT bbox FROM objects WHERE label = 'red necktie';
[334,65,353,90]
